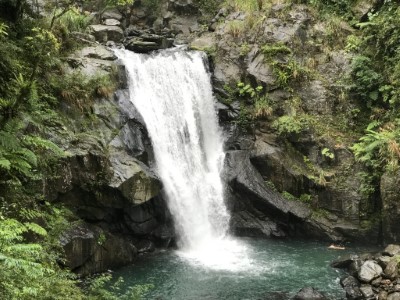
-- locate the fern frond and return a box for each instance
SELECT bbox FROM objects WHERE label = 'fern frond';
[0,159,11,170]
[23,135,64,157]
[0,131,20,151]
[10,158,33,177]
[24,222,47,236]
[13,149,38,167]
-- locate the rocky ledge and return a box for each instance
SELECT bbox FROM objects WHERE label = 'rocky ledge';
[332,244,400,299]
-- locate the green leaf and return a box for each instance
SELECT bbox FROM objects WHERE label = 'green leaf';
[0,159,11,170]
[24,222,47,236]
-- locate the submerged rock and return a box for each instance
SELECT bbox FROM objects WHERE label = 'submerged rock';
[292,287,327,300]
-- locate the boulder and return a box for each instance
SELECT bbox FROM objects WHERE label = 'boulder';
[124,35,174,53]
[292,287,327,300]
[340,276,362,300]
[384,260,399,280]
[388,292,400,300]
[103,18,121,26]
[331,254,360,269]
[358,260,383,283]
[384,245,400,257]
[89,24,124,42]
[168,15,199,35]
[60,224,97,270]
[60,224,137,275]
[378,256,393,268]
[190,33,217,52]
[67,44,117,76]
[360,284,375,299]
[73,45,117,61]
[108,145,161,205]
[352,0,381,22]
[102,9,123,21]
[247,51,277,86]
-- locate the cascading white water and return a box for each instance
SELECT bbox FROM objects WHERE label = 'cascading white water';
[115,48,253,271]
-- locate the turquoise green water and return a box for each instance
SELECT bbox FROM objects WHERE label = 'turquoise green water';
[113,238,365,300]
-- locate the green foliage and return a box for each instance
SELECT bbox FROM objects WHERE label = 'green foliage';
[349,55,382,104]
[51,72,116,111]
[254,95,273,119]
[25,27,60,61]
[56,8,92,33]
[0,22,8,37]
[294,0,355,17]
[261,42,291,59]
[84,274,153,300]
[194,0,221,14]
[239,42,251,57]
[225,0,267,12]
[321,148,335,159]
[299,194,312,203]
[282,191,297,201]
[235,82,273,120]
[261,43,312,88]
[265,180,278,192]
[0,218,84,300]
[272,115,310,136]
[351,120,400,172]
[237,82,263,98]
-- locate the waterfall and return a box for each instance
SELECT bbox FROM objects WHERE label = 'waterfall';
[115,48,251,271]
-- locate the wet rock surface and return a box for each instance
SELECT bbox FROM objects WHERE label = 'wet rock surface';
[334,245,400,299]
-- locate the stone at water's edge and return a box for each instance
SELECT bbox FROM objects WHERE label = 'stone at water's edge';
[340,276,362,300]
[334,244,400,299]
[384,244,400,257]
[60,224,137,275]
[358,260,383,283]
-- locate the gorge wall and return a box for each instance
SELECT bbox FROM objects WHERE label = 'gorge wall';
[49,0,400,275]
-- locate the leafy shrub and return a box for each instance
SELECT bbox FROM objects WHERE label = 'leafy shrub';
[350,55,382,103]
[0,218,83,300]
[261,42,291,58]
[254,96,273,119]
[51,72,116,111]
[351,120,400,172]
[272,115,310,136]
[84,274,153,300]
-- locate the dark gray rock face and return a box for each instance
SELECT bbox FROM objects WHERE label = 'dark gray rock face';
[381,172,400,243]
[122,24,175,53]
[60,224,137,275]
[224,150,344,240]
[292,287,327,300]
